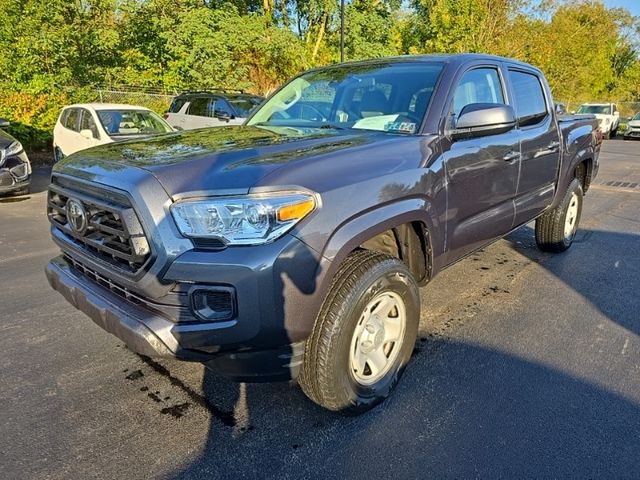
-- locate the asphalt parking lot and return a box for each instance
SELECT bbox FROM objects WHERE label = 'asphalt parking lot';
[1,140,639,479]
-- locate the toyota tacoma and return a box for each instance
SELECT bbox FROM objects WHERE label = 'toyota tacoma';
[46,54,600,413]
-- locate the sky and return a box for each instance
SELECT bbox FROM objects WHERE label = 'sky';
[602,0,640,17]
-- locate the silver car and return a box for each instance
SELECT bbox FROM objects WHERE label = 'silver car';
[164,91,264,130]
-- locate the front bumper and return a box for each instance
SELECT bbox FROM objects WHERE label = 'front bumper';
[46,256,306,381]
[624,128,640,138]
[0,151,31,193]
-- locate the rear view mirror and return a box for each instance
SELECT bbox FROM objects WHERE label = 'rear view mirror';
[0,118,10,128]
[614,111,620,117]
[80,129,94,139]
[450,104,517,140]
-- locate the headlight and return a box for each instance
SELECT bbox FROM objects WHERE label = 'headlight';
[0,141,23,163]
[171,192,317,245]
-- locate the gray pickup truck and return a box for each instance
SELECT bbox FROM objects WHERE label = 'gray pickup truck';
[46,54,600,413]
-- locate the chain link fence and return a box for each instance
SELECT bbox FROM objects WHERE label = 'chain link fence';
[94,87,176,114]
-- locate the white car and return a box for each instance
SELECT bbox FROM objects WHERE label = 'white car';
[53,103,174,161]
[575,103,619,139]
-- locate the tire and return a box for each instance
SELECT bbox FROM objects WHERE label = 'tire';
[298,250,420,414]
[535,178,583,253]
[611,126,617,138]
[623,136,630,141]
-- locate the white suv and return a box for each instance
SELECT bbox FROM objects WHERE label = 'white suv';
[164,91,264,130]
[53,104,174,161]
[575,103,620,139]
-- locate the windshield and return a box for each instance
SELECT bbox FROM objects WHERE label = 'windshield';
[229,97,263,116]
[247,62,444,134]
[97,110,173,136]
[577,105,612,115]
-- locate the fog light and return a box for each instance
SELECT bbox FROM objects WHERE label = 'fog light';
[190,287,235,321]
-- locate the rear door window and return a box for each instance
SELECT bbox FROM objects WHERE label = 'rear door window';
[64,109,80,131]
[188,97,213,117]
[509,70,548,127]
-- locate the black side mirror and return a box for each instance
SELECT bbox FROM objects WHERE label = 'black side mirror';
[0,118,10,128]
[450,103,517,140]
[215,111,232,122]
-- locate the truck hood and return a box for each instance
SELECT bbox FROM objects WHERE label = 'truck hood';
[53,126,384,197]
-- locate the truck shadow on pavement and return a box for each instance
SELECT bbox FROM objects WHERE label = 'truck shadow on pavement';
[169,336,639,479]
[504,225,640,336]
[169,226,640,479]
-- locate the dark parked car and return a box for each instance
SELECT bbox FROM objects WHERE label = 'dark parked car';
[0,119,31,195]
[46,54,600,413]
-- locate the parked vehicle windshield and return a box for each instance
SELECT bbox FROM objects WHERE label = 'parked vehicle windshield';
[97,110,173,136]
[248,62,444,134]
[577,105,612,115]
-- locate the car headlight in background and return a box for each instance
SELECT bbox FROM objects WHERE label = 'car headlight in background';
[171,192,317,245]
[0,141,23,165]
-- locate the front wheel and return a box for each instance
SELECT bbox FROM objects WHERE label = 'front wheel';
[535,178,583,252]
[298,250,420,413]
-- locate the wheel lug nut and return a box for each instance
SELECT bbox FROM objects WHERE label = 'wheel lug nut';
[365,324,376,333]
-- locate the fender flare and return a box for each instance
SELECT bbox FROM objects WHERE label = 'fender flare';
[313,198,438,301]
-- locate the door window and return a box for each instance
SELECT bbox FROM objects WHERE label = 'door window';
[188,98,213,117]
[509,70,548,127]
[79,110,99,138]
[64,109,80,131]
[214,99,234,118]
[452,68,505,118]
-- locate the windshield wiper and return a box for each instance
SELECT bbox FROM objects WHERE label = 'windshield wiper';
[318,123,347,130]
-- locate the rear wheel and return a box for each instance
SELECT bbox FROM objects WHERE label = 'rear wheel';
[535,178,583,252]
[298,250,420,413]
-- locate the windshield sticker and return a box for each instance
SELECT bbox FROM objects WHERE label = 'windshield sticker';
[385,121,416,134]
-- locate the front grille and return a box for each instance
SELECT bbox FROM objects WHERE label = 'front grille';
[47,178,151,273]
[64,254,207,323]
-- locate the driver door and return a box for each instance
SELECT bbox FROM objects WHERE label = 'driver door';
[442,66,520,263]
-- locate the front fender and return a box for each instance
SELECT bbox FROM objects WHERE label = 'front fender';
[290,198,440,340]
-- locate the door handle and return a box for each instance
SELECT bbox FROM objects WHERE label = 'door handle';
[547,141,560,151]
[503,151,521,162]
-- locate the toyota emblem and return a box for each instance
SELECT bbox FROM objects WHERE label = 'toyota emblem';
[66,198,88,234]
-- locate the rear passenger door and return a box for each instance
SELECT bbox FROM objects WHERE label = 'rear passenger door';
[442,65,520,263]
[508,69,561,226]
[183,96,229,129]
[58,108,82,156]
